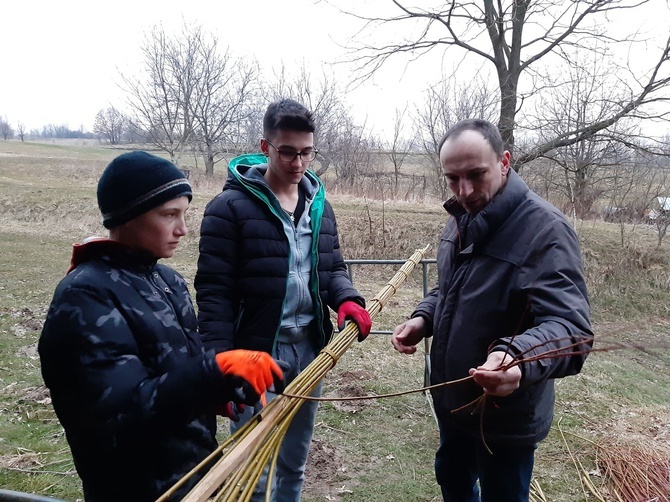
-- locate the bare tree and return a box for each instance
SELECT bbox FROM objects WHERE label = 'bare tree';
[93,106,127,145]
[124,118,147,144]
[121,24,198,164]
[188,38,258,176]
[332,116,376,184]
[386,106,413,193]
[341,0,670,169]
[16,122,26,142]
[413,77,497,199]
[604,153,660,247]
[122,23,259,175]
[229,100,266,154]
[0,116,14,140]
[528,47,670,224]
[531,53,637,218]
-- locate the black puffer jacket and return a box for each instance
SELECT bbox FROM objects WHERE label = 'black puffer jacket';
[413,170,593,445]
[195,154,363,354]
[39,240,231,501]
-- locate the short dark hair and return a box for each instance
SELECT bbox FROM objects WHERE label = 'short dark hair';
[438,119,504,157]
[263,99,315,140]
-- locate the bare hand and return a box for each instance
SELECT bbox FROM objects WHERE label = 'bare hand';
[391,317,426,354]
[469,351,521,397]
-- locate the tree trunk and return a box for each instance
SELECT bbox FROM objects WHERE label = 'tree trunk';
[498,78,517,167]
[314,155,331,177]
[205,153,215,177]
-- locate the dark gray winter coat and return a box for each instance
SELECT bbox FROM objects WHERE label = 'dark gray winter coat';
[413,170,593,445]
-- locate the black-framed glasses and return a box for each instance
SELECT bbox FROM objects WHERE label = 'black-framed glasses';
[265,139,318,162]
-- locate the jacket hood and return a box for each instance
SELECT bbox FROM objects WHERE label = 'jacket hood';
[225,153,323,200]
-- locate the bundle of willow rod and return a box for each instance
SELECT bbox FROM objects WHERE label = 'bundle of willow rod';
[166,245,429,502]
[597,439,670,501]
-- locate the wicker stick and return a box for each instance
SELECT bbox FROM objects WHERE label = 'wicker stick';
[214,402,298,500]
[184,397,292,501]
[180,246,429,502]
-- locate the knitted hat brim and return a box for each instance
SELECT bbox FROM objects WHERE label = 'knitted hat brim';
[102,179,192,229]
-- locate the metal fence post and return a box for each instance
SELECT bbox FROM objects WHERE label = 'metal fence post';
[344,258,438,423]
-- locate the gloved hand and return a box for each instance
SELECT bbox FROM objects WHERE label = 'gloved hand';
[337,301,372,342]
[215,350,285,405]
[218,402,245,422]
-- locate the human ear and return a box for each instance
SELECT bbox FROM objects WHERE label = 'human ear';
[500,151,511,175]
[260,138,269,156]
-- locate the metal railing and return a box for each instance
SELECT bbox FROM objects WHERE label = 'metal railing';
[344,258,439,421]
[0,490,65,502]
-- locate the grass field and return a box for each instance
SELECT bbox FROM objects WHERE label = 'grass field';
[0,140,669,501]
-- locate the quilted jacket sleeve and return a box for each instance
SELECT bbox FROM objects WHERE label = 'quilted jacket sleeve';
[194,194,239,352]
[322,201,365,310]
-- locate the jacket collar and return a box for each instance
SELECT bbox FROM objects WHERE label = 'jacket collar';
[68,238,157,274]
[443,170,530,246]
[226,153,322,200]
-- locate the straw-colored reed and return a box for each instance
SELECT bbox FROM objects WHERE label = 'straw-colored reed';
[158,246,429,502]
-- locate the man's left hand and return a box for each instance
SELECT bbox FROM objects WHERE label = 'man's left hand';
[337,301,372,342]
[469,351,521,397]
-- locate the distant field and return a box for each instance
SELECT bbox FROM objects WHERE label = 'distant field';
[0,140,669,501]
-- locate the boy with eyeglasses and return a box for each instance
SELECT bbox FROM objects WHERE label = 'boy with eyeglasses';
[194,99,371,501]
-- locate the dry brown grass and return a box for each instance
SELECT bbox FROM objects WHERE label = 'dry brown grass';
[2,140,670,501]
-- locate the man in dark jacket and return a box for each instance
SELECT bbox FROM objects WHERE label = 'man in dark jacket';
[391,119,593,502]
[39,151,285,502]
[195,99,371,501]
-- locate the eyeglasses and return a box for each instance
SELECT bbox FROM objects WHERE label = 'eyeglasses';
[265,139,318,162]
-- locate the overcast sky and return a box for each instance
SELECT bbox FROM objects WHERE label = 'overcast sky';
[0,0,422,136]
[1,0,669,137]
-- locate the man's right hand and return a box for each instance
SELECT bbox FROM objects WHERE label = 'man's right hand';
[215,350,285,405]
[391,317,427,354]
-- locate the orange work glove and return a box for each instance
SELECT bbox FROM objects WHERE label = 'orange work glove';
[337,301,372,342]
[215,350,285,406]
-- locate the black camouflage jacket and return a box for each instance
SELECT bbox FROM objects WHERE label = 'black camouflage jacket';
[39,240,230,501]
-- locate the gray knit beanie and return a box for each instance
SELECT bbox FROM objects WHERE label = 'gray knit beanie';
[97,151,192,229]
